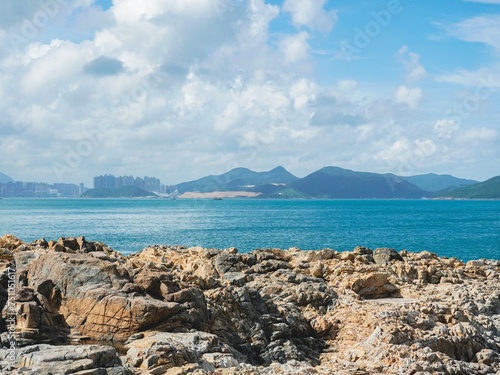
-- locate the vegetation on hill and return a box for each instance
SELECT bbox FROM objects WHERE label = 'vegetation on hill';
[176,166,298,193]
[435,176,500,199]
[270,167,428,199]
[81,186,156,198]
[402,173,478,192]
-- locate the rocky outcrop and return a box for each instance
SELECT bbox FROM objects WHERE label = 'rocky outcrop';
[125,331,245,373]
[0,234,499,374]
[1,344,132,374]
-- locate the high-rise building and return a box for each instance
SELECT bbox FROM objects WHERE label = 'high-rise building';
[93,174,166,193]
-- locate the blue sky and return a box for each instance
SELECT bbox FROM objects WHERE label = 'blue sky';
[0,0,499,185]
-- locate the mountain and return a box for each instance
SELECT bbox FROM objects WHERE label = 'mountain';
[402,173,478,192]
[0,172,14,183]
[435,176,500,199]
[271,166,428,199]
[81,186,156,198]
[175,166,298,193]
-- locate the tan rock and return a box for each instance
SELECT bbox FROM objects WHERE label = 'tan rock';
[0,234,24,250]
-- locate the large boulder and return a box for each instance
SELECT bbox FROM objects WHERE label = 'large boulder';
[0,344,132,374]
[125,331,244,373]
[24,252,186,341]
[373,248,403,265]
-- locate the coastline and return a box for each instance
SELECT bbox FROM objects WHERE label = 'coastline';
[0,235,499,374]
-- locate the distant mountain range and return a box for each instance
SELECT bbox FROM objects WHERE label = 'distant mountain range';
[271,167,426,199]
[2,167,498,199]
[435,176,500,199]
[174,166,498,199]
[401,174,478,193]
[0,172,13,184]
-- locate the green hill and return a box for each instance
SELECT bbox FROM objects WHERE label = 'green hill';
[402,173,477,192]
[176,166,298,193]
[81,186,156,198]
[436,176,500,199]
[271,167,428,199]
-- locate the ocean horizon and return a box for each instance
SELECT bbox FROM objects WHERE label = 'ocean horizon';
[1,198,499,262]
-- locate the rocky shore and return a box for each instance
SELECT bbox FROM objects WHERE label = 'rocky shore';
[0,234,499,374]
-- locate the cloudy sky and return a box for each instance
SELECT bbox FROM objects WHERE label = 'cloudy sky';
[0,0,499,186]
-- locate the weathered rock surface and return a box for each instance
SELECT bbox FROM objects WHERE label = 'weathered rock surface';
[0,234,499,374]
[0,344,132,374]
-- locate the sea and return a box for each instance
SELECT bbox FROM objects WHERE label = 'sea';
[0,198,499,262]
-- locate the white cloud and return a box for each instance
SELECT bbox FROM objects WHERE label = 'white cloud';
[282,0,337,34]
[463,0,500,4]
[434,119,459,139]
[395,86,422,109]
[397,46,426,82]
[375,137,412,163]
[455,127,498,143]
[279,31,310,63]
[435,69,499,88]
[290,78,318,110]
[447,15,500,50]
[215,101,242,132]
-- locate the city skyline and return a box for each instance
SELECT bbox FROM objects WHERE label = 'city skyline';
[0,0,499,185]
[93,174,168,193]
[0,172,170,197]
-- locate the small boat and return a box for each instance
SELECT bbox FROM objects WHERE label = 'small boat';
[213,197,223,200]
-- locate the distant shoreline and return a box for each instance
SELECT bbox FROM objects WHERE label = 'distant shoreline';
[2,195,500,200]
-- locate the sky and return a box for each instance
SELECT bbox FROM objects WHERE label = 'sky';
[0,0,499,186]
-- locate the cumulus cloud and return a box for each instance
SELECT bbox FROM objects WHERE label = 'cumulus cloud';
[395,86,422,109]
[279,31,310,63]
[282,0,337,33]
[290,78,318,110]
[434,119,459,139]
[397,46,426,82]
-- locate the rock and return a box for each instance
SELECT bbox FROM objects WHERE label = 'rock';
[31,238,48,248]
[57,237,79,251]
[0,234,24,250]
[125,331,243,373]
[77,236,96,253]
[353,246,373,256]
[373,248,403,265]
[24,252,188,341]
[475,348,497,365]
[348,272,400,299]
[224,271,248,286]
[0,344,133,374]
[51,243,67,253]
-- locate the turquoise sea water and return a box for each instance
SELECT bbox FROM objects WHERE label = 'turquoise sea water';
[0,198,499,261]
